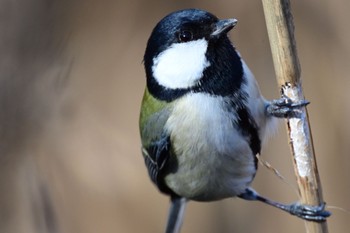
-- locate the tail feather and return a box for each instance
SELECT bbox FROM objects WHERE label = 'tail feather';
[165,197,187,233]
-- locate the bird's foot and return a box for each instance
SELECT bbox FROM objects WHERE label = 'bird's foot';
[287,202,331,222]
[266,96,309,118]
[238,188,331,222]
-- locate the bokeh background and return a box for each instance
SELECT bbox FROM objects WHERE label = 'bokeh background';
[0,0,349,233]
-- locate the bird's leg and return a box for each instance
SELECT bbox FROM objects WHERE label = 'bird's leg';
[165,197,187,233]
[238,188,331,222]
[266,95,309,118]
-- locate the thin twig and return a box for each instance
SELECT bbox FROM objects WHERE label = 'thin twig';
[261,0,329,233]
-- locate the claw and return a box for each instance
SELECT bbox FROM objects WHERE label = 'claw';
[266,96,309,118]
[288,202,331,222]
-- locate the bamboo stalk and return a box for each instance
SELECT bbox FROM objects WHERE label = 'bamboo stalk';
[261,0,329,233]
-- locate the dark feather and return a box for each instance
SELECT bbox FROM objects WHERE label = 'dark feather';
[142,134,178,196]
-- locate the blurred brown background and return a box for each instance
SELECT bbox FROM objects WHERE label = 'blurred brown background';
[0,0,349,233]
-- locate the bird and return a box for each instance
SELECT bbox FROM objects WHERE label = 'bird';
[139,8,330,233]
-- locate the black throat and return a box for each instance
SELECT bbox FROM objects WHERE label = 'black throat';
[145,37,244,102]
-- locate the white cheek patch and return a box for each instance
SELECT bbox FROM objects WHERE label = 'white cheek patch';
[152,39,210,89]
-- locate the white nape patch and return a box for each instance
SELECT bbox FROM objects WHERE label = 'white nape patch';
[152,39,210,89]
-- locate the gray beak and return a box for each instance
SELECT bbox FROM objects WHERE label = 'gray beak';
[211,18,238,37]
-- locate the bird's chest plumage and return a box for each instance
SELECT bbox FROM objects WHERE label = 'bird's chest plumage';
[164,93,257,201]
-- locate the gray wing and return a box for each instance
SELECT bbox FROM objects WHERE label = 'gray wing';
[141,106,178,195]
[142,134,169,184]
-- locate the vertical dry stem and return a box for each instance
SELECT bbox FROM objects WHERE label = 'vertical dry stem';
[261,0,329,232]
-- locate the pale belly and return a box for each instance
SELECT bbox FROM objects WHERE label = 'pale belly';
[164,136,256,201]
[164,94,257,201]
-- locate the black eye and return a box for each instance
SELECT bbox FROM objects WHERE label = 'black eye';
[178,30,193,42]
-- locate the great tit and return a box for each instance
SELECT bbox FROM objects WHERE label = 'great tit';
[139,9,330,233]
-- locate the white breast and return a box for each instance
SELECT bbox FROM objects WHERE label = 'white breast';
[152,39,210,89]
[164,93,257,201]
